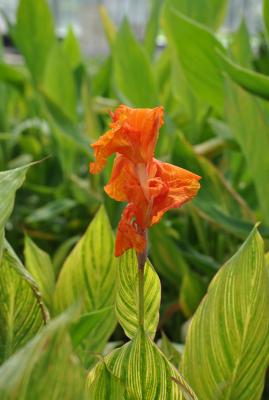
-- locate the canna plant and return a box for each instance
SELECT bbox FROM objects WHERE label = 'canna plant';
[0,0,269,398]
[88,105,201,398]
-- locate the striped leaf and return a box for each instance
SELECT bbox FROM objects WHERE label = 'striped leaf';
[88,329,198,400]
[0,164,31,259]
[24,236,55,309]
[0,245,46,364]
[0,310,86,400]
[54,206,117,366]
[182,227,269,399]
[116,250,161,339]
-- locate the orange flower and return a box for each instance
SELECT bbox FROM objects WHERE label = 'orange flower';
[90,105,201,256]
[90,105,164,173]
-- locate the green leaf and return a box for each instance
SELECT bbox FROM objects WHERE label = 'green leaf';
[150,222,189,286]
[217,50,269,101]
[229,19,252,67]
[182,228,269,399]
[41,43,77,122]
[165,0,228,31]
[62,27,82,70]
[0,163,31,259]
[87,359,125,399]
[54,206,117,366]
[88,329,198,400]
[70,306,114,348]
[0,64,26,92]
[144,0,163,58]
[24,236,55,308]
[159,332,182,368]
[99,5,117,47]
[162,4,225,114]
[0,310,86,400]
[225,79,269,224]
[113,19,159,107]
[263,0,269,44]
[116,250,160,339]
[13,0,55,83]
[25,198,76,224]
[0,245,46,364]
[179,271,206,317]
[172,133,244,220]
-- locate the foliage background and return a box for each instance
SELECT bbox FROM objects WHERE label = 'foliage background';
[0,0,269,398]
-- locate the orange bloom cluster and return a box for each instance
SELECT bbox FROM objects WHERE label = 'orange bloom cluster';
[90,105,201,257]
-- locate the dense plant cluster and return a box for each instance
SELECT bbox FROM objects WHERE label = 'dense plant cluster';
[0,0,269,399]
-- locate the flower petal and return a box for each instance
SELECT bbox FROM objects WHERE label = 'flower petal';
[89,105,164,173]
[115,204,146,257]
[104,156,148,223]
[150,160,201,225]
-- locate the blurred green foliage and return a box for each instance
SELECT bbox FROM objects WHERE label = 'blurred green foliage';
[0,0,269,398]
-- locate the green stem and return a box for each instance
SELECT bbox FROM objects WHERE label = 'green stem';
[138,264,144,328]
[136,230,148,329]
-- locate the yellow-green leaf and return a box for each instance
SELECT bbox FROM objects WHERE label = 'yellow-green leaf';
[0,164,31,259]
[24,236,55,309]
[0,310,86,400]
[54,206,117,366]
[116,250,161,339]
[88,329,197,400]
[182,227,269,399]
[0,245,46,364]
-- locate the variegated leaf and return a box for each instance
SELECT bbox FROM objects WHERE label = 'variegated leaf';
[116,249,161,339]
[88,329,198,400]
[0,245,46,364]
[54,206,117,367]
[0,164,31,259]
[182,227,269,399]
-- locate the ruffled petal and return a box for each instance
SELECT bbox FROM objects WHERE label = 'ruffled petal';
[150,160,201,225]
[120,105,164,162]
[115,204,146,257]
[104,155,135,202]
[90,105,164,173]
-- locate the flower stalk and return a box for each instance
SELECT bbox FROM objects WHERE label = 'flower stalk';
[136,229,148,329]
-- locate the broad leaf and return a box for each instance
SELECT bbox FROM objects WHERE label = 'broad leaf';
[159,332,182,368]
[0,63,26,92]
[165,0,228,31]
[88,329,198,400]
[0,245,46,364]
[54,206,117,366]
[13,0,55,83]
[70,307,114,348]
[116,250,161,339]
[24,236,55,308]
[99,5,117,47]
[162,4,225,114]
[113,19,159,107]
[87,360,125,399]
[264,0,269,44]
[41,43,77,122]
[179,270,206,317]
[0,163,31,259]
[150,222,189,286]
[225,79,269,224]
[218,51,269,101]
[144,0,163,58]
[229,19,252,67]
[172,134,246,224]
[182,228,269,399]
[0,310,86,400]
[62,27,82,70]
